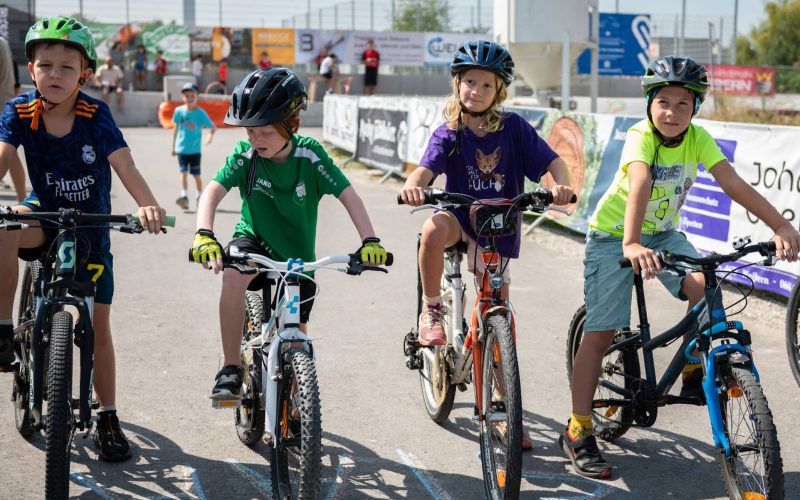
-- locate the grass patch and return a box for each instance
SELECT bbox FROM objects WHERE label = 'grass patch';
[708,94,800,126]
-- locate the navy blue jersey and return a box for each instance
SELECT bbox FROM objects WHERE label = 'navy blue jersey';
[0,90,128,255]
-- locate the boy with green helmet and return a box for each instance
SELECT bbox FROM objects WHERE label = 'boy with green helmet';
[561,55,800,479]
[0,16,167,462]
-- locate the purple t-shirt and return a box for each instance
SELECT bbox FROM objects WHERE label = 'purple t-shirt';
[419,112,558,258]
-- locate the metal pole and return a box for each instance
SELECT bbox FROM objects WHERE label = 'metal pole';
[371,0,374,31]
[334,5,338,30]
[680,0,686,55]
[307,0,311,29]
[590,3,599,113]
[79,0,83,18]
[719,17,723,65]
[218,0,222,26]
[732,0,739,64]
[352,0,355,30]
[708,22,716,113]
[561,30,570,112]
[471,6,474,31]
[126,0,130,25]
[673,14,678,55]
[416,0,421,32]
[391,0,395,30]
[477,0,481,32]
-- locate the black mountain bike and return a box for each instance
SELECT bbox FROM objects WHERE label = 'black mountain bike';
[1,207,174,499]
[566,238,784,499]
[787,278,800,387]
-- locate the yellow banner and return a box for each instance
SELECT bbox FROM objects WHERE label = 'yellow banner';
[251,28,295,66]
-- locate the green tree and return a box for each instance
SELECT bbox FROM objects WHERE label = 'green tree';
[746,0,800,65]
[392,0,449,32]
[734,34,757,65]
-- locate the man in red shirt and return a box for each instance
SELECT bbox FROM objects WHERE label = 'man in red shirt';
[361,39,379,95]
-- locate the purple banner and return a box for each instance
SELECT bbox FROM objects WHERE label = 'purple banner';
[715,260,798,296]
[684,186,732,215]
[679,210,730,241]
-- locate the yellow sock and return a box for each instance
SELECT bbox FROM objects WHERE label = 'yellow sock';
[568,413,593,440]
[682,362,702,378]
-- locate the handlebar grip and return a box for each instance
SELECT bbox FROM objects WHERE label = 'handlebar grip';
[619,258,632,268]
[396,194,405,205]
[132,214,176,227]
[385,252,394,266]
[569,194,578,203]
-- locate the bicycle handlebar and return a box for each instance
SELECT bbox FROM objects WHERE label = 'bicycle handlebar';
[396,188,576,213]
[619,240,777,271]
[224,245,393,276]
[0,207,175,231]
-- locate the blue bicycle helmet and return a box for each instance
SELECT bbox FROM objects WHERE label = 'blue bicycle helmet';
[450,40,514,84]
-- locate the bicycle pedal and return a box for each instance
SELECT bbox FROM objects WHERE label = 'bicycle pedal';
[210,398,242,409]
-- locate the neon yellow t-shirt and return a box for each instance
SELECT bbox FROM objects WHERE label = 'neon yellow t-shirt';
[589,120,727,236]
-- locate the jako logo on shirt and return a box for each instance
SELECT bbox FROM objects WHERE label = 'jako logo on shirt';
[82,145,96,164]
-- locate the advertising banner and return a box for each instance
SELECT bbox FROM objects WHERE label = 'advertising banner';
[577,13,650,76]
[404,98,445,163]
[251,28,295,66]
[294,30,351,65]
[707,65,776,96]
[355,97,409,173]
[423,33,477,65]
[343,31,425,66]
[323,95,359,152]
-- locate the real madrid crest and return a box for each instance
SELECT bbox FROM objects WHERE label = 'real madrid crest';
[82,145,96,164]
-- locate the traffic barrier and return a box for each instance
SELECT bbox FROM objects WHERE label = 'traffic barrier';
[158,99,231,129]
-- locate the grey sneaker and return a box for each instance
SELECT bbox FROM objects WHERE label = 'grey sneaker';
[176,196,189,210]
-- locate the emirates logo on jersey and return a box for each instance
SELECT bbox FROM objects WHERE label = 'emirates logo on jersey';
[82,145,96,164]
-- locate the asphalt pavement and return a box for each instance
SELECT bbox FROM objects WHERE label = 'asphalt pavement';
[0,127,797,499]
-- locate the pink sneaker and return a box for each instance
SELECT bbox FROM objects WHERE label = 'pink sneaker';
[418,302,446,346]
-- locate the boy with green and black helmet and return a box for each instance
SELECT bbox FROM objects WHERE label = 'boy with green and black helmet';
[190,67,389,401]
[0,17,167,461]
[561,56,800,479]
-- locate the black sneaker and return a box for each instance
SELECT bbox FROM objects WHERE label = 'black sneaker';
[93,412,133,462]
[559,426,612,479]
[0,325,15,372]
[679,368,706,405]
[210,365,243,400]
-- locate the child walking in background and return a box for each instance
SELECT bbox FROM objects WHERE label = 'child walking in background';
[562,56,800,479]
[399,40,575,451]
[172,82,215,209]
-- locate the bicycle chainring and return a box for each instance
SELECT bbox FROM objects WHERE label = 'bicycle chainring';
[629,378,658,427]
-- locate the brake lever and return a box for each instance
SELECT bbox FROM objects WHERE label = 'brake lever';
[410,203,453,214]
[362,265,389,274]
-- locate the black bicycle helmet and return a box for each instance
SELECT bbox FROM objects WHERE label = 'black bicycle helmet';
[642,56,709,115]
[450,40,514,84]
[224,67,308,127]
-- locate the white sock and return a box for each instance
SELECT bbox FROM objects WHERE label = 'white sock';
[180,189,188,197]
[98,404,117,414]
[422,295,441,305]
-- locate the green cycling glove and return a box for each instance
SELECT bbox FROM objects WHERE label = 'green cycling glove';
[359,237,388,265]
[190,229,223,264]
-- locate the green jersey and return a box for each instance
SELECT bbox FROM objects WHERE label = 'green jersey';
[589,120,726,236]
[214,134,351,262]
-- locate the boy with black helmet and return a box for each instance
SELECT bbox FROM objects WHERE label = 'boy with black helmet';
[190,68,389,401]
[399,40,574,451]
[0,16,167,461]
[562,55,800,479]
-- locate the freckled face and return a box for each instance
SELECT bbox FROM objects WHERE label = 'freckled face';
[650,86,694,139]
[245,125,288,158]
[29,44,90,102]
[458,68,498,113]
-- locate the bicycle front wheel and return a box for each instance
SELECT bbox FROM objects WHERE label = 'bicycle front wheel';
[786,280,800,387]
[235,292,265,446]
[566,305,639,442]
[45,311,74,500]
[270,348,322,500]
[479,314,522,500]
[13,261,40,438]
[717,364,784,499]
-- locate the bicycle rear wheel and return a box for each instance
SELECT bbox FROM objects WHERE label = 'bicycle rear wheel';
[13,261,40,438]
[236,292,265,446]
[717,364,784,499]
[479,314,522,500]
[566,305,640,442]
[786,280,800,387]
[45,310,74,500]
[270,348,322,499]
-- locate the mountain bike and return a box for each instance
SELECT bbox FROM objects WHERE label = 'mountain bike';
[566,237,784,499]
[223,245,392,499]
[400,188,573,500]
[1,207,174,499]
[786,278,800,387]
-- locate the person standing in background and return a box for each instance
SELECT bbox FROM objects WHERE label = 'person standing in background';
[258,51,272,70]
[95,56,125,109]
[361,38,380,95]
[192,54,203,88]
[109,40,126,69]
[132,44,148,90]
[0,36,25,201]
[217,58,228,92]
[154,49,168,91]
[319,53,338,94]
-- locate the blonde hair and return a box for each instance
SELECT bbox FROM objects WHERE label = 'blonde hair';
[442,73,508,133]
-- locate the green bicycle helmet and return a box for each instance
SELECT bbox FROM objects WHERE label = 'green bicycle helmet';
[642,56,709,115]
[25,17,98,71]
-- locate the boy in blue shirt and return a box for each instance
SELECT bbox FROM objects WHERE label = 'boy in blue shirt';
[172,82,215,209]
[0,17,166,461]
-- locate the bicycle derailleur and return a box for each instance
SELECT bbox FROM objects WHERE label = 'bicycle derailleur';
[403,329,423,370]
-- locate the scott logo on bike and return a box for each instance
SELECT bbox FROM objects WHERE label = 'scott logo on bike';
[286,296,299,315]
[57,241,75,271]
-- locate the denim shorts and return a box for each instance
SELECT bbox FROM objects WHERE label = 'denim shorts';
[177,153,202,175]
[583,229,699,332]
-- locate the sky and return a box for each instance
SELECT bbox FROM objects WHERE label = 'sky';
[33,0,770,39]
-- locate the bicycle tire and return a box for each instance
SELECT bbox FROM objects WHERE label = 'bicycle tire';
[566,305,640,442]
[479,314,522,500]
[717,364,784,499]
[417,256,456,423]
[235,292,265,446]
[786,280,800,387]
[13,261,40,438]
[270,348,322,500]
[45,310,74,500]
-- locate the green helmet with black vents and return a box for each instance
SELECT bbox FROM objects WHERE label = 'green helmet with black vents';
[25,17,98,71]
[642,56,709,115]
